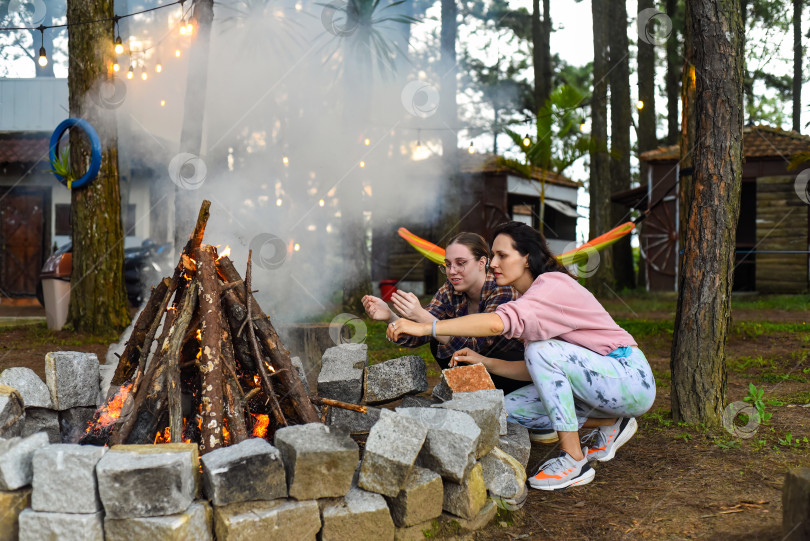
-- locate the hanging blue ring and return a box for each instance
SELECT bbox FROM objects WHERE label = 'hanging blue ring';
[49,118,102,189]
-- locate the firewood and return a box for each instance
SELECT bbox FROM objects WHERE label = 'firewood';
[216,256,321,424]
[219,311,248,444]
[221,294,257,372]
[164,281,199,443]
[197,245,225,454]
[309,396,368,414]
[111,277,171,386]
[244,251,286,427]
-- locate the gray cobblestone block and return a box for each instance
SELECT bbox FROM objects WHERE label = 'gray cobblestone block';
[21,408,60,443]
[442,462,487,520]
[200,438,287,506]
[439,499,497,532]
[434,390,503,458]
[364,356,428,404]
[499,422,531,469]
[213,499,321,541]
[399,395,441,408]
[44,351,100,410]
[0,385,24,438]
[104,501,212,541]
[96,445,196,518]
[479,447,527,499]
[317,344,368,404]
[384,466,443,528]
[18,509,104,541]
[395,407,479,482]
[358,410,428,497]
[0,432,49,490]
[0,368,52,408]
[274,423,358,500]
[327,405,381,434]
[32,443,107,513]
[321,487,395,541]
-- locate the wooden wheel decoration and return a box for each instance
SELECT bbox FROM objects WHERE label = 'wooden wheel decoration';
[641,201,678,277]
[483,203,511,235]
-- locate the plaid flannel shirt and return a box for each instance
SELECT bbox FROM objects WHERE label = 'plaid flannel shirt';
[395,270,524,359]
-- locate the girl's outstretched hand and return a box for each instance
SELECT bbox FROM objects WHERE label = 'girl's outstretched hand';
[361,295,392,322]
[386,318,428,341]
[449,347,487,368]
[391,290,425,321]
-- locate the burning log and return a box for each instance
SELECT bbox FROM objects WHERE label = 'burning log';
[197,245,225,454]
[217,256,321,424]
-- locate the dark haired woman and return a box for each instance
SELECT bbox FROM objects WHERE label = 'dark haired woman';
[388,222,655,491]
[362,232,532,397]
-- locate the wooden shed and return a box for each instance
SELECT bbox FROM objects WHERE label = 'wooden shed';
[620,125,810,293]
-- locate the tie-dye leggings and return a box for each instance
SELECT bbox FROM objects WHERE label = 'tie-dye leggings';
[504,339,656,432]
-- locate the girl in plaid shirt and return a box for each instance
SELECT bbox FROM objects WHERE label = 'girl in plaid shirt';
[362,232,526,394]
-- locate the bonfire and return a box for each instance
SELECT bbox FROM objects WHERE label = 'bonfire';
[80,200,358,453]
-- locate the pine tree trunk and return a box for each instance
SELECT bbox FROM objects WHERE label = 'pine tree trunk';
[671,0,744,426]
[174,0,214,251]
[438,0,461,251]
[588,0,614,296]
[66,0,130,334]
[665,0,681,144]
[793,0,802,133]
[679,0,697,248]
[637,0,657,292]
[608,0,635,290]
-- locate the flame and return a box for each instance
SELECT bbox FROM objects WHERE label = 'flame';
[253,375,260,386]
[85,382,133,434]
[264,360,276,374]
[196,329,202,341]
[154,426,171,444]
[251,414,269,438]
[222,423,230,445]
[181,418,192,444]
[218,246,231,260]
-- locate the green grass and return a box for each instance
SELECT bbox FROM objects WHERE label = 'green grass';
[727,355,778,373]
[363,320,434,369]
[732,294,810,312]
[0,322,115,347]
[614,318,673,338]
[731,321,810,338]
[774,390,810,404]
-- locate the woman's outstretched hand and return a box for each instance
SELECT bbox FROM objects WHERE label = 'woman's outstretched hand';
[391,290,428,322]
[386,318,429,341]
[362,295,392,322]
[449,347,487,368]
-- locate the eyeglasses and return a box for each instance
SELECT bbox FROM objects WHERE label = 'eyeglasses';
[439,258,474,274]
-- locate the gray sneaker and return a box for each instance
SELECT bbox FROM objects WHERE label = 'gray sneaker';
[527,451,595,491]
[528,428,559,444]
[581,417,638,463]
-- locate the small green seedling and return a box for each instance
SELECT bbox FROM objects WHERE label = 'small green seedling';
[743,383,773,425]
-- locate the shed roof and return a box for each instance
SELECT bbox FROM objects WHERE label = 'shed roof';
[640,125,810,163]
[0,131,50,166]
[458,152,582,188]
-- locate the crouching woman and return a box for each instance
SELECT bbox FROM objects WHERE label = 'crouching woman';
[387,221,656,491]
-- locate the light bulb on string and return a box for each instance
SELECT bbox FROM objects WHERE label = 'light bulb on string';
[363,138,370,146]
[359,161,366,168]
[37,29,47,67]
[160,99,166,107]
[468,141,475,154]
[141,66,148,81]
[175,49,181,58]
[179,18,187,35]
[636,100,644,110]
[276,198,283,207]
[185,21,193,35]
[282,156,289,166]
[522,135,531,147]
[114,36,124,55]
[127,64,134,79]
[155,61,162,73]
[113,61,120,72]
[318,199,325,207]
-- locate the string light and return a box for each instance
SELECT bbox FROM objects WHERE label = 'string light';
[112,61,120,72]
[155,61,162,72]
[282,156,289,166]
[175,49,181,57]
[37,28,47,67]
[140,66,147,81]
[468,141,475,154]
[363,138,370,146]
[318,199,325,207]
[127,64,134,79]
[636,100,644,110]
[276,198,283,206]
[359,161,366,168]
[522,135,531,147]
[293,243,301,252]
[160,99,166,107]
[114,37,123,55]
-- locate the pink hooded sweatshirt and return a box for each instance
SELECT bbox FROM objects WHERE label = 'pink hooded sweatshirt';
[495,272,636,355]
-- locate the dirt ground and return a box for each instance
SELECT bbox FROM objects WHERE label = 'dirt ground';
[1,297,808,540]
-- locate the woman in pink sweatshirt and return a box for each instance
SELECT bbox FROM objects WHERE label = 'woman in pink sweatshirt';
[388,221,656,491]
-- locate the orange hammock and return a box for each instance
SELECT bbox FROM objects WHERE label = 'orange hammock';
[397,222,635,267]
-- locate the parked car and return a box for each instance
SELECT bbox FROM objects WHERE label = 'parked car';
[37,240,174,307]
